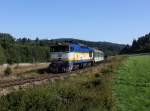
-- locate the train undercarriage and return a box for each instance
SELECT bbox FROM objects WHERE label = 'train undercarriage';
[49,60,94,73]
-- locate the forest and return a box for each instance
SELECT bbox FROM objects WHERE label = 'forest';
[0,33,125,64]
[121,33,150,54]
[0,33,50,64]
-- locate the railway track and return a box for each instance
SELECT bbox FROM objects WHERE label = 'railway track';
[0,63,96,89]
[0,58,110,90]
[0,73,69,89]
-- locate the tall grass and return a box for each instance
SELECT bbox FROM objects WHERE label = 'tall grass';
[0,75,111,111]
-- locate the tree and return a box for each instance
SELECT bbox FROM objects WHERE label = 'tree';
[35,37,39,44]
[0,45,6,64]
[120,44,130,54]
[0,33,15,49]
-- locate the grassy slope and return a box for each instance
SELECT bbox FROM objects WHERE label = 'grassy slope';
[113,55,150,111]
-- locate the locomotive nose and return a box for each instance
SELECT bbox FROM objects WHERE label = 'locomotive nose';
[57,52,63,60]
[58,52,62,57]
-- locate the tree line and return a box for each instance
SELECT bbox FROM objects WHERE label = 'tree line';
[0,33,50,64]
[121,33,150,54]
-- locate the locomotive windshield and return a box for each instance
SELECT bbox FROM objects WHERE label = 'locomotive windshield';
[50,46,69,52]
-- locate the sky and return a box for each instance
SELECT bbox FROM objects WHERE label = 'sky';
[0,0,150,44]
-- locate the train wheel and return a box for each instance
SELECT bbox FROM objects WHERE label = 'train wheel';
[91,61,94,66]
[79,63,82,69]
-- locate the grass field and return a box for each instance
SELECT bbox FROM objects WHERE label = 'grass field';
[113,55,150,111]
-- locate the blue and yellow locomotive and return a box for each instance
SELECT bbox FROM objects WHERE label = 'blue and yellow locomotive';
[49,42,104,73]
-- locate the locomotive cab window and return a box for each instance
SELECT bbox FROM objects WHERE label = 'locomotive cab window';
[50,46,69,52]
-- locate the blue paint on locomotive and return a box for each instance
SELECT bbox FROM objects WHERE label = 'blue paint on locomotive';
[69,44,93,64]
[69,44,93,52]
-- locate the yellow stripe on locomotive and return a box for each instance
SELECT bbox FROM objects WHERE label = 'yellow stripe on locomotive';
[64,52,93,61]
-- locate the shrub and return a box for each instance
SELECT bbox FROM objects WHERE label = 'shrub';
[94,73,100,78]
[4,66,12,76]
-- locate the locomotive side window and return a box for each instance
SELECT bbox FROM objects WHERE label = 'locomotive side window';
[70,47,74,52]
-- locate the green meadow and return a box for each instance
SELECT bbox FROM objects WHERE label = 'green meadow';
[113,55,150,111]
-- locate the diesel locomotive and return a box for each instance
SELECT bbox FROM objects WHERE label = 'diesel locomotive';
[49,42,104,73]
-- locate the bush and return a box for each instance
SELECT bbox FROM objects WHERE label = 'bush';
[91,78,102,87]
[4,66,12,76]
